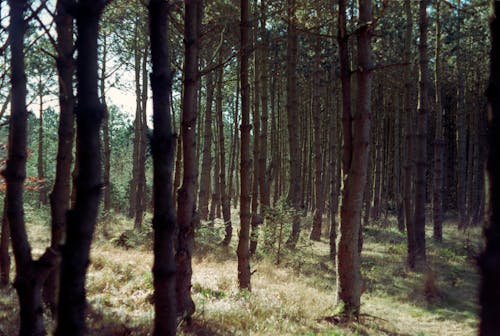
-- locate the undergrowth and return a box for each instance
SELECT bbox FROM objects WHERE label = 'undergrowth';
[0,205,480,335]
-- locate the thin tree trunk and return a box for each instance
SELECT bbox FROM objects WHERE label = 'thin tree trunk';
[175,0,199,318]
[100,31,111,214]
[237,0,252,290]
[413,0,429,268]
[336,0,372,319]
[228,77,239,209]
[5,1,58,334]
[433,0,444,242]
[198,71,214,221]
[43,0,75,313]
[310,32,325,241]
[149,0,177,333]
[55,1,106,334]
[37,80,47,206]
[480,2,500,333]
[285,0,301,248]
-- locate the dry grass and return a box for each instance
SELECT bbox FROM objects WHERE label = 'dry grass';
[0,207,480,335]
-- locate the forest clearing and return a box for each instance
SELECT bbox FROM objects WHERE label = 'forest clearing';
[1,208,480,335]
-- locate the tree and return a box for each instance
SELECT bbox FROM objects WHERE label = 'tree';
[148,0,177,333]
[43,0,76,313]
[479,1,500,334]
[55,1,107,334]
[413,0,429,268]
[3,0,59,334]
[237,0,252,290]
[336,0,373,319]
[176,0,200,319]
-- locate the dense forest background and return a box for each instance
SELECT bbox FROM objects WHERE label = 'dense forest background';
[0,0,498,335]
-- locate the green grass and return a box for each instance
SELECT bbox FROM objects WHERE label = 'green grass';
[0,207,481,335]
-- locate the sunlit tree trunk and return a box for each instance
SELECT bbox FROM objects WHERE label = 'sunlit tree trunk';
[336,0,373,319]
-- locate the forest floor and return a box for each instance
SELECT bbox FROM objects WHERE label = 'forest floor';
[0,206,481,335]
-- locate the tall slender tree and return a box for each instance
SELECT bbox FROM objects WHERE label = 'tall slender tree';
[55,1,107,334]
[149,0,177,333]
[336,0,373,319]
[237,0,252,290]
[176,0,200,318]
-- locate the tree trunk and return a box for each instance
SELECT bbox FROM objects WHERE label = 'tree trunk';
[480,2,500,334]
[149,0,177,333]
[237,0,252,290]
[43,0,75,313]
[413,0,429,268]
[336,0,372,319]
[55,1,106,334]
[198,71,214,221]
[310,32,325,241]
[285,0,301,248]
[5,1,59,334]
[228,78,239,209]
[100,30,111,214]
[215,51,232,247]
[433,0,444,242]
[175,0,199,318]
[37,81,47,206]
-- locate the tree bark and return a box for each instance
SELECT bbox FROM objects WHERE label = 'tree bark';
[5,1,59,334]
[149,0,177,333]
[336,0,373,319]
[413,0,429,268]
[0,200,10,286]
[100,30,111,214]
[433,0,444,242]
[237,0,252,290]
[198,71,214,221]
[37,80,47,206]
[43,0,75,313]
[55,1,106,334]
[480,2,500,334]
[175,0,199,318]
[285,0,301,248]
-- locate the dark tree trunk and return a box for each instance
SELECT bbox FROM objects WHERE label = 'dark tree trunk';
[215,51,232,247]
[336,0,373,319]
[100,31,111,214]
[37,83,47,206]
[285,0,302,248]
[413,0,429,268]
[4,1,59,334]
[149,0,177,334]
[43,0,75,313]
[310,33,325,241]
[198,71,214,221]
[55,1,106,334]
[237,0,252,290]
[175,0,199,318]
[480,2,500,334]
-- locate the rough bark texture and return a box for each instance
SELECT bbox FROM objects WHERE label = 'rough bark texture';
[237,0,252,290]
[414,0,429,268]
[100,32,111,214]
[43,0,75,313]
[5,1,59,334]
[285,0,301,248]
[175,0,199,318]
[55,1,106,334]
[480,2,500,334]
[198,71,214,221]
[149,0,177,333]
[336,0,372,319]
